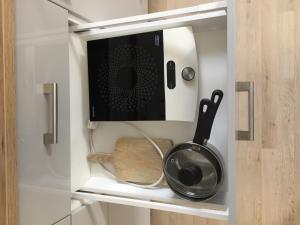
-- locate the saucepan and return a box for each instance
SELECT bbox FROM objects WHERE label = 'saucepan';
[163,90,224,201]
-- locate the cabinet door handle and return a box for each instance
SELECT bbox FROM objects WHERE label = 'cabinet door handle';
[236,81,254,141]
[43,83,57,144]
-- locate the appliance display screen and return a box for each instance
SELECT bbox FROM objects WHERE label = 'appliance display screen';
[87,30,165,121]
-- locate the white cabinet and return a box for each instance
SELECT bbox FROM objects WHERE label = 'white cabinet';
[48,0,148,22]
[16,0,232,224]
[71,201,150,225]
[69,1,230,221]
[54,217,71,225]
[16,0,70,224]
[16,0,150,224]
[72,202,108,225]
[108,204,150,225]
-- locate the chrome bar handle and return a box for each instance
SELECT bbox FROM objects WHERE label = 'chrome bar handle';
[43,83,57,144]
[236,81,254,141]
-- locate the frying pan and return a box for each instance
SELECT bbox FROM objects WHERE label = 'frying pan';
[163,90,224,201]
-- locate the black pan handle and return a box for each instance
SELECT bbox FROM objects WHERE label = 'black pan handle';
[207,90,223,130]
[211,90,223,109]
[193,90,223,145]
[193,98,212,145]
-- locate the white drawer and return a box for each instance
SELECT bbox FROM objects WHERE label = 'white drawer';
[72,190,228,220]
[69,1,230,221]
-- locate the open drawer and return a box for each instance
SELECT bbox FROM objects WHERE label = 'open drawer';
[69,1,230,221]
[73,178,228,220]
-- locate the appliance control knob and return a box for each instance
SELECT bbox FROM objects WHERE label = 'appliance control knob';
[182,67,195,81]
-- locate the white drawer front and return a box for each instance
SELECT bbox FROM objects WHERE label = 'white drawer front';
[72,192,228,220]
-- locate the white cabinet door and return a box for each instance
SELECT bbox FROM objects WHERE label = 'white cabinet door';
[54,217,71,225]
[16,0,70,225]
[72,202,108,225]
[108,204,150,225]
[71,202,150,225]
[49,0,148,21]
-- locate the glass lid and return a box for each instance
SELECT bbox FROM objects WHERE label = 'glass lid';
[164,146,219,199]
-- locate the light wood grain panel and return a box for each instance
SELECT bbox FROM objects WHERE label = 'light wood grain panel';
[236,0,300,224]
[151,210,227,225]
[149,0,219,13]
[295,1,300,225]
[236,0,263,224]
[149,0,227,224]
[0,0,18,225]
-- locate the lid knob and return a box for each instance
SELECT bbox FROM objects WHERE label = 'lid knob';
[178,165,203,186]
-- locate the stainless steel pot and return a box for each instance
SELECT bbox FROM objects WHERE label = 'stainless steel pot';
[163,90,224,201]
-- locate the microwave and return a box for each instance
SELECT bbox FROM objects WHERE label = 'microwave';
[87,26,198,122]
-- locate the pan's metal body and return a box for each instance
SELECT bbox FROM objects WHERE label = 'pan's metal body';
[163,90,224,201]
[163,142,224,201]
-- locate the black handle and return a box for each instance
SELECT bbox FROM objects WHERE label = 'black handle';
[193,98,212,145]
[209,90,223,121]
[206,90,223,135]
[193,90,223,145]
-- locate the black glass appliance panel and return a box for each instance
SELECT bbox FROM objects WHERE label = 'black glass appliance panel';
[87,31,165,121]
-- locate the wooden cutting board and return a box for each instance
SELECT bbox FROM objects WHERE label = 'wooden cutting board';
[87,137,173,185]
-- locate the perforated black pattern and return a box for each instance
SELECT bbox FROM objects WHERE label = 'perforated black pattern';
[96,45,159,112]
[87,30,165,121]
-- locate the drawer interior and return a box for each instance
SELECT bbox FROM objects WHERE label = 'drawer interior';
[69,3,230,220]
